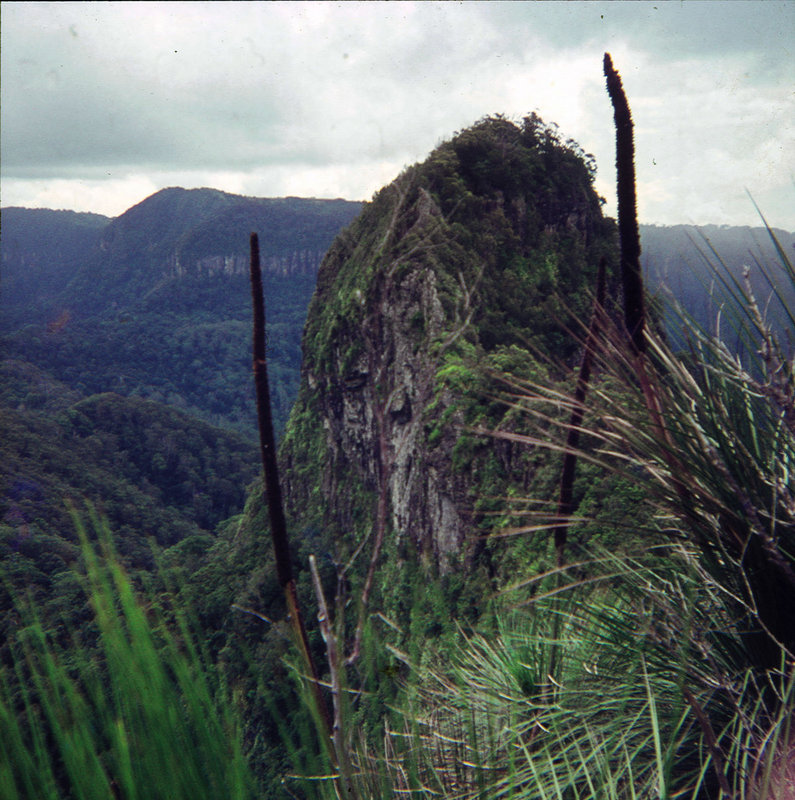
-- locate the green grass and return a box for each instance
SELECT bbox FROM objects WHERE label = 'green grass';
[0,509,257,800]
[290,225,795,798]
[2,207,792,798]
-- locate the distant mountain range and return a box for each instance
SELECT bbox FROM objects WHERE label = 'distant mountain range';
[2,188,363,326]
[1,189,363,435]
[640,223,794,343]
[1,189,362,641]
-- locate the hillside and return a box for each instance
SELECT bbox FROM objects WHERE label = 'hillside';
[0,357,259,643]
[1,190,362,435]
[278,115,617,574]
[186,116,795,795]
[162,116,626,791]
[2,113,793,797]
[0,207,110,331]
[4,191,789,442]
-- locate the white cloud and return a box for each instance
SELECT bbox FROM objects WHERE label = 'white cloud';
[1,1,793,228]
[1,174,160,216]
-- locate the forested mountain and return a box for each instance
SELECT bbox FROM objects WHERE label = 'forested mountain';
[0,207,109,330]
[0,357,260,651]
[189,116,636,788]
[1,189,362,435]
[3,189,788,441]
[180,118,793,794]
[0,191,360,724]
[1,127,792,797]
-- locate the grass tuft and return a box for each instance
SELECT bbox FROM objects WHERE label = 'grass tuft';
[0,509,256,800]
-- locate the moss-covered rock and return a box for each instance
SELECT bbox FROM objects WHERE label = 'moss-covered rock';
[280,115,618,576]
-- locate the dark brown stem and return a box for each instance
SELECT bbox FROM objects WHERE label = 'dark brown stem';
[555,256,607,567]
[249,233,334,756]
[604,53,645,354]
[251,233,291,588]
[603,56,704,552]
[682,687,734,795]
[310,556,359,800]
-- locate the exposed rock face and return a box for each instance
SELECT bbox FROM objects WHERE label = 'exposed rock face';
[166,249,326,279]
[282,116,617,573]
[54,188,361,319]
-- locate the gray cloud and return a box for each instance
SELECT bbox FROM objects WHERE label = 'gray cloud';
[1,1,792,227]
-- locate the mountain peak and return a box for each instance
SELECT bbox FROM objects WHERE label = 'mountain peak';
[281,115,617,572]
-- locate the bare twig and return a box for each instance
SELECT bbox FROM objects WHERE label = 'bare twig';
[309,555,359,800]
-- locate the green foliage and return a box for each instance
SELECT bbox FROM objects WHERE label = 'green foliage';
[2,191,361,437]
[421,115,616,354]
[582,226,795,674]
[380,548,795,799]
[377,226,795,798]
[0,207,109,332]
[281,114,620,603]
[260,118,795,797]
[0,373,258,547]
[0,512,257,800]
[2,294,309,437]
[0,362,259,666]
[6,106,794,799]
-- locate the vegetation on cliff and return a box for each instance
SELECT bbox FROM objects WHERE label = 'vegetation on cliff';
[189,112,664,794]
[283,113,618,582]
[2,69,793,798]
[237,71,793,796]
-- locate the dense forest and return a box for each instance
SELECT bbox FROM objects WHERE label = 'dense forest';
[1,103,793,799]
[2,192,790,439]
[1,191,362,435]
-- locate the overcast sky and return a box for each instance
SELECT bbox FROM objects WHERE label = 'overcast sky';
[2,1,793,228]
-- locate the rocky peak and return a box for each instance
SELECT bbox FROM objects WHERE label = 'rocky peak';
[282,116,617,573]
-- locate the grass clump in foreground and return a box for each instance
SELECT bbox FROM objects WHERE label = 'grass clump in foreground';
[307,228,793,799]
[0,510,257,800]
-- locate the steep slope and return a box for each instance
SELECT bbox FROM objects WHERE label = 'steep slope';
[191,118,622,791]
[58,188,360,317]
[280,116,617,574]
[0,207,109,331]
[0,357,267,767]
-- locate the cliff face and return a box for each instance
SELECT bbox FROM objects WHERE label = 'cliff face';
[282,116,617,572]
[170,249,325,279]
[59,189,362,317]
